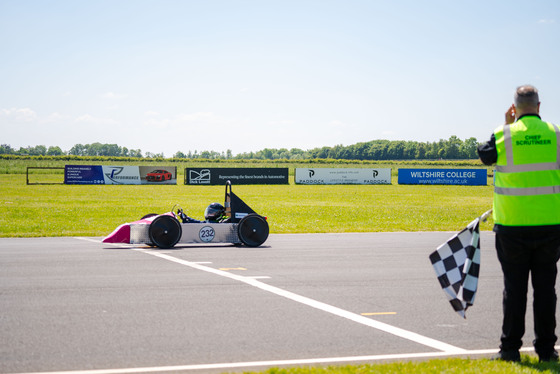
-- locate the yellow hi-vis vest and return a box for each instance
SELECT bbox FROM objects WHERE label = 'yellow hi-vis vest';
[493,115,560,226]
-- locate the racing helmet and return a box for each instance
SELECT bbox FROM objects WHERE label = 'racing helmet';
[204,202,225,222]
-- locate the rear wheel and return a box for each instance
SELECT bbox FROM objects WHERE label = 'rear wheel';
[237,214,269,247]
[149,215,182,249]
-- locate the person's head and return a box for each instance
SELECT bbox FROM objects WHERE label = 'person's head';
[514,85,540,115]
[204,202,225,222]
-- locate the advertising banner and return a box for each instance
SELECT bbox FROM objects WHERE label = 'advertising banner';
[397,168,487,185]
[186,168,289,185]
[64,165,177,185]
[295,168,392,185]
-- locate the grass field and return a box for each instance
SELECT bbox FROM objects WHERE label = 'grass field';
[249,357,560,373]
[1,160,494,237]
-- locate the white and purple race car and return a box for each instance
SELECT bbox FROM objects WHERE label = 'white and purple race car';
[103,181,269,249]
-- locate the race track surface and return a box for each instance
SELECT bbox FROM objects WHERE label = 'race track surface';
[0,232,548,373]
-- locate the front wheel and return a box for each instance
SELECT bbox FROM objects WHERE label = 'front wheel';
[149,215,182,249]
[237,214,269,247]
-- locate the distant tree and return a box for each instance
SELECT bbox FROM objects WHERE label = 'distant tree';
[368,140,389,160]
[444,135,462,159]
[69,144,85,156]
[18,145,47,155]
[0,136,482,161]
[145,152,164,158]
[0,144,15,154]
[129,149,142,158]
[460,137,479,159]
[387,141,405,159]
[403,141,417,159]
[47,146,64,156]
[415,142,427,159]
[261,148,273,159]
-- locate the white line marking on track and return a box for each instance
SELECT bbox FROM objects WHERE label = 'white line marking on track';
[133,249,465,353]
[79,238,463,352]
[11,346,550,374]
[74,237,104,244]
[64,238,555,374]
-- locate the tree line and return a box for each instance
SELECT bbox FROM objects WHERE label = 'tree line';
[0,136,480,160]
[0,143,146,158]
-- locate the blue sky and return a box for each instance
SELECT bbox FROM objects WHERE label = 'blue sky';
[1,0,559,157]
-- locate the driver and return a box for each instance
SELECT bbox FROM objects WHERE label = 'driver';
[177,203,228,223]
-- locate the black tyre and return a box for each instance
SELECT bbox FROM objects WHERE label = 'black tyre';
[149,215,182,249]
[237,214,269,247]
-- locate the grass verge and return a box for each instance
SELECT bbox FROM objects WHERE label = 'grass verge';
[0,174,494,237]
[247,356,560,373]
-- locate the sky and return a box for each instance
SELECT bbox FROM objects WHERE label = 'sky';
[1,0,559,157]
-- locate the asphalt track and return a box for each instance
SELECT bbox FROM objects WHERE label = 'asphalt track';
[0,232,553,374]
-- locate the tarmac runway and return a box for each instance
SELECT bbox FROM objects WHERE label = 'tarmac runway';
[0,231,549,373]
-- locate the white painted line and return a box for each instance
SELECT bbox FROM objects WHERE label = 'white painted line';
[11,346,551,374]
[74,237,103,244]
[138,250,466,354]
[75,237,141,249]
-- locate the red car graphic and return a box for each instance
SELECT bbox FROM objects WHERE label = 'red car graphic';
[146,169,172,182]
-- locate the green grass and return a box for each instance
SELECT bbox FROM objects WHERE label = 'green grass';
[0,173,494,237]
[246,357,560,373]
[1,157,496,237]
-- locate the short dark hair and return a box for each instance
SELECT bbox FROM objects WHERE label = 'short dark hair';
[514,85,539,110]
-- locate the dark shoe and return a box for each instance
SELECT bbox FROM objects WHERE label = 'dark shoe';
[492,350,521,362]
[539,350,559,362]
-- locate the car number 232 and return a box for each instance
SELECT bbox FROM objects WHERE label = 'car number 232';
[199,226,216,242]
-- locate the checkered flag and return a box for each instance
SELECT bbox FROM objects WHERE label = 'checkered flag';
[429,211,490,318]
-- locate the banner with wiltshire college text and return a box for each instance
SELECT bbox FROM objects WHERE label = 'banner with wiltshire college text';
[398,168,487,185]
[295,168,392,185]
[64,165,177,185]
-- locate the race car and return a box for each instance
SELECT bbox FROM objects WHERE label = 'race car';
[102,181,269,248]
[146,169,172,182]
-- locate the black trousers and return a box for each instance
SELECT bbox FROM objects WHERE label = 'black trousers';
[496,231,560,356]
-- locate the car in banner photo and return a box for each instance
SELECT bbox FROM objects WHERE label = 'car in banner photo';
[103,181,269,249]
[146,169,172,182]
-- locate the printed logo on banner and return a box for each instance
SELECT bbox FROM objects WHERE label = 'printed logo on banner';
[103,166,140,184]
[295,168,391,185]
[65,165,175,185]
[64,165,105,184]
[397,169,487,186]
[105,167,124,183]
[139,166,177,185]
[190,169,211,184]
[296,169,323,184]
[199,226,215,242]
[187,168,289,185]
